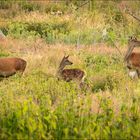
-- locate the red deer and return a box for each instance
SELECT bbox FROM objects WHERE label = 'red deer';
[124,36,140,78]
[57,55,86,86]
[0,57,27,77]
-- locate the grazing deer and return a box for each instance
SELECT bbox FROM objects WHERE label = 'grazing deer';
[0,57,27,77]
[124,36,140,78]
[57,55,86,86]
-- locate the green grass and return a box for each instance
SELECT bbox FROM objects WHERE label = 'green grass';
[1,1,140,45]
[0,48,139,139]
[0,1,140,139]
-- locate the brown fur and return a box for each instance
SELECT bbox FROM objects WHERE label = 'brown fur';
[125,37,140,77]
[0,57,27,77]
[128,53,140,68]
[62,68,85,82]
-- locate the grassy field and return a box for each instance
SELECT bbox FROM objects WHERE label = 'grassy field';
[0,38,139,139]
[0,1,140,139]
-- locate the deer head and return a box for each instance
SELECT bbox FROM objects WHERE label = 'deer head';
[60,55,73,65]
[124,36,140,61]
[58,55,73,73]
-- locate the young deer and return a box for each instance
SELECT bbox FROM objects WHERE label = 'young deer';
[57,55,86,85]
[0,57,27,77]
[124,36,140,78]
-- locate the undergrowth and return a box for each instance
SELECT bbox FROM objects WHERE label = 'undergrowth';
[0,49,139,139]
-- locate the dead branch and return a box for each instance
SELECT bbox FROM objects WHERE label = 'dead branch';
[126,8,140,22]
[75,1,90,11]
[113,42,123,57]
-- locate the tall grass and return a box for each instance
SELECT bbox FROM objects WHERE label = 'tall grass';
[0,1,140,139]
[0,39,140,139]
[1,1,140,45]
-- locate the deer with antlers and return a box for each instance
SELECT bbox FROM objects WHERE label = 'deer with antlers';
[57,55,86,86]
[0,57,27,78]
[124,36,140,78]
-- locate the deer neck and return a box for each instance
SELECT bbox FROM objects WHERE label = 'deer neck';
[124,45,134,62]
[57,64,65,75]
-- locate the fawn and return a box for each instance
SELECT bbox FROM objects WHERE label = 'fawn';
[57,55,86,86]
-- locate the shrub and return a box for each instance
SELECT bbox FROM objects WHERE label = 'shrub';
[7,21,71,43]
[0,0,13,9]
[91,72,123,92]
[21,2,41,12]
[84,54,110,72]
[45,2,67,14]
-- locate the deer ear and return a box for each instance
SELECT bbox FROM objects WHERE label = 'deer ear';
[65,55,69,58]
[62,55,66,60]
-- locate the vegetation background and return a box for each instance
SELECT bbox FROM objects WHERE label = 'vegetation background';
[0,0,140,139]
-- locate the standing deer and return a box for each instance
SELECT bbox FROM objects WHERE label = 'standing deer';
[57,55,86,86]
[124,36,140,78]
[0,57,27,77]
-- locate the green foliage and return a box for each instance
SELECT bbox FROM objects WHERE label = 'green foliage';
[7,21,102,45]
[0,0,14,9]
[91,72,123,92]
[21,2,41,12]
[83,53,125,92]
[45,2,67,13]
[6,20,123,45]
[1,0,139,45]
[7,21,71,43]
[0,47,10,57]
[0,53,139,139]
[0,1,140,139]
[0,52,9,57]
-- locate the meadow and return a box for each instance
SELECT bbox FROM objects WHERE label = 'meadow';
[0,1,140,139]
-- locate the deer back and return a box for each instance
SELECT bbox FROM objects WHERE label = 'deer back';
[61,68,85,82]
[0,58,26,77]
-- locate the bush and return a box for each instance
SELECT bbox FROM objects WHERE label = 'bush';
[84,54,111,72]
[0,73,139,139]
[7,21,71,43]
[21,2,41,12]
[0,0,13,9]
[45,3,67,14]
[91,72,123,92]
[0,47,10,57]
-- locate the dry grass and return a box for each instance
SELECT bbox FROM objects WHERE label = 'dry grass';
[0,2,140,138]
